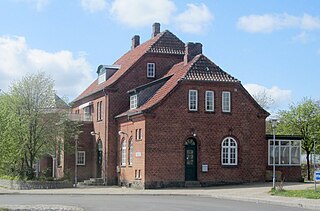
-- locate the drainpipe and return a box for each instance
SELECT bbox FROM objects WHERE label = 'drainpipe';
[103,88,108,185]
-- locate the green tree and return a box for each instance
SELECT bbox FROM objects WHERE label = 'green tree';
[0,72,71,179]
[277,98,320,180]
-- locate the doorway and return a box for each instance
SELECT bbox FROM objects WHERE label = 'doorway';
[97,139,102,178]
[185,138,197,181]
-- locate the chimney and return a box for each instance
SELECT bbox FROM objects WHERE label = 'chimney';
[152,22,160,37]
[131,35,140,49]
[184,42,202,64]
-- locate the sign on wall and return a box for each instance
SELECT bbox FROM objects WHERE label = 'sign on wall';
[315,171,320,181]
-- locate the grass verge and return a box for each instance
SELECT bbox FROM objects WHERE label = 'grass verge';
[270,188,320,199]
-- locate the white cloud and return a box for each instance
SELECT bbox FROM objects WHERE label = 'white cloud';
[237,13,320,33]
[175,3,213,34]
[292,31,310,43]
[110,0,176,27]
[0,36,94,101]
[18,0,50,11]
[244,83,292,111]
[80,0,107,13]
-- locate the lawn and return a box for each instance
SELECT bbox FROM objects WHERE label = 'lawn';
[271,188,320,199]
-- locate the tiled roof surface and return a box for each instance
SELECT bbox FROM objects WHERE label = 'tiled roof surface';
[148,30,185,55]
[73,30,184,103]
[184,55,239,82]
[118,54,240,117]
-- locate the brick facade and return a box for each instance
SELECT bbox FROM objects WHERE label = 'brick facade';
[63,23,302,188]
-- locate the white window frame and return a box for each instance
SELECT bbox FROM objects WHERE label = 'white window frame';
[136,128,142,140]
[268,139,301,166]
[130,95,138,110]
[221,137,238,165]
[121,139,127,166]
[189,90,198,111]
[147,63,155,78]
[222,91,231,112]
[77,151,86,166]
[205,91,214,112]
[128,139,133,166]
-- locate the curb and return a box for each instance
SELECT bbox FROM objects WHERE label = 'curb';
[3,191,320,210]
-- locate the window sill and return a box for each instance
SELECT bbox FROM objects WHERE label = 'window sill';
[221,164,238,168]
[77,164,85,166]
[128,165,132,167]
[136,139,142,141]
[135,178,142,180]
[97,119,103,122]
[205,111,215,113]
[121,165,126,168]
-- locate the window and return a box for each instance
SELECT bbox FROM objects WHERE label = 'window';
[98,72,106,84]
[96,101,103,121]
[222,91,231,112]
[135,169,142,179]
[77,151,85,165]
[268,139,301,166]
[205,91,214,112]
[83,106,92,121]
[130,95,138,110]
[136,129,142,140]
[221,137,237,165]
[121,139,127,166]
[128,138,133,166]
[147,63,155,78]
[189,90,198,111]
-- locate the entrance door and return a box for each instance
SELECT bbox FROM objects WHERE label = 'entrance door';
[97,140,102,178]
[185,138,197,181]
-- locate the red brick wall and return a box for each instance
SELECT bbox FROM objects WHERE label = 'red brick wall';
[144,81,268,187]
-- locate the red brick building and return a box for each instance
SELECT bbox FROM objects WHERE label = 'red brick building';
[65,23,301,188]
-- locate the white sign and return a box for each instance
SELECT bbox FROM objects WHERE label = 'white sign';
[202,164,208,172]
[136,152,142,157]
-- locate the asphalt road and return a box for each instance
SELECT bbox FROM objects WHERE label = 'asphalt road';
[0,195,313,211]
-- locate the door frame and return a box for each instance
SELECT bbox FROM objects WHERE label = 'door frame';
[185,138,197,181]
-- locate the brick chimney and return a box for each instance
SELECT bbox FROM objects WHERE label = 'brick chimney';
[184,42,202,64]
[152,22,160,37]
[131,35,140,49]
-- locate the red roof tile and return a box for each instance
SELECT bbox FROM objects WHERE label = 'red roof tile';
[73,31,184,103]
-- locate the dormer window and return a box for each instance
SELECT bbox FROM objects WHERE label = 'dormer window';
[98,72,106,84]
[130,94,138,109]
[147,63,155,78]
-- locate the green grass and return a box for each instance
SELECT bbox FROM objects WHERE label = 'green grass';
[0,208,9,211]
[270,188,320,199]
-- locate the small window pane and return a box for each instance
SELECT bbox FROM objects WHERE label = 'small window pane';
[189,90,198,111]
[222,91,231,112]
[147,63,155,78]
[130,95,137,109]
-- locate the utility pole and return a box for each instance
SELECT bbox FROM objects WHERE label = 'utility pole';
[74,134,78,188]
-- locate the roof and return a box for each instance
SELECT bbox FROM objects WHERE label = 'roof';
[73,30,184,103]
[116,54,241,118]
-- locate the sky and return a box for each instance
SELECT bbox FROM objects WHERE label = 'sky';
[0,0,319,114]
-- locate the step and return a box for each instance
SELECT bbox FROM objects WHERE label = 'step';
[185,181,201,188]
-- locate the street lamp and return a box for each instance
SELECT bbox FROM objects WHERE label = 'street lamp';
[74,134,79,188]
[270,118,279,189]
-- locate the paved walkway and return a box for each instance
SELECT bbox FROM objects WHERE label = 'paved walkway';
[0,182,319,210]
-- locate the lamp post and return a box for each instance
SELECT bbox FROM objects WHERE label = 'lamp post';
[74,134,78,188]
[270,119,278,189]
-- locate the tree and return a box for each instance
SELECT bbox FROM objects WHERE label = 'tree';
[0,72,69,179]
[277,98,320,180]
[252,89,275,111]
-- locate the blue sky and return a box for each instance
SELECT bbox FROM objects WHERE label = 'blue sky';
[0,0,319,113]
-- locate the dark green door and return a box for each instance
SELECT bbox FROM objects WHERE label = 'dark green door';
[97,140,102,178]
[185,138,197,181]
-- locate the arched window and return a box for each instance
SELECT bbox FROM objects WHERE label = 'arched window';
[128,137,133,166]
[121,138,127,166]
[221,137,238,165]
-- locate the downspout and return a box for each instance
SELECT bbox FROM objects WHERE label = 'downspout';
[103,88,108,185]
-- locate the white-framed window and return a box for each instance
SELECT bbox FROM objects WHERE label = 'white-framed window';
[98,72,106,84]
[128,138,133,166]
[221,137,238,165]
[189,90,198,111]
[97,101,103,121]
[205,91,214,112]
[121,139,127,166]
[130,95,138,110]
[136,128,142,140]
[83,106,92,121]
[135,169,142,179]
[222,91,231,112]
[268,139,301,166]
[77,151,85,166]
[147,63,155,78]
